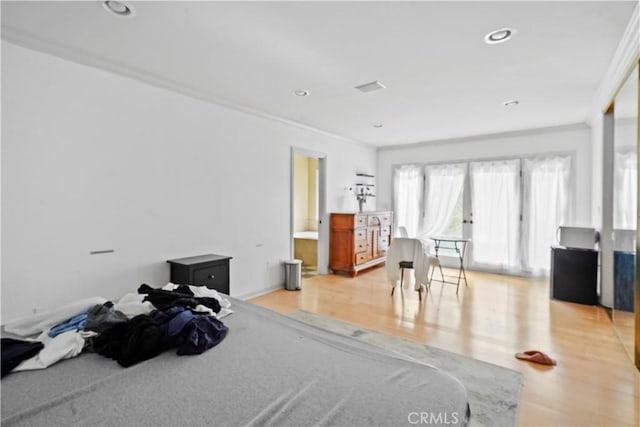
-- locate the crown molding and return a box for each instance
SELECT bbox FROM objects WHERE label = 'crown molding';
[1,27,371,148]
[377,122,589,152]
[588,3,640,125]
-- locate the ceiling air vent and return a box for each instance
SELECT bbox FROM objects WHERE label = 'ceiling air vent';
[355,81,386,93]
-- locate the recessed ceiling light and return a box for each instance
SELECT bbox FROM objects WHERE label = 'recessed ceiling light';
[503,100,520,107]
[373,124,383,128]
[485,28,516,44]
[102,1,135,17]
[293,89,310,97]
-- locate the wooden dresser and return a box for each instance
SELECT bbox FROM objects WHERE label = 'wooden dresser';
[330,211,393,277]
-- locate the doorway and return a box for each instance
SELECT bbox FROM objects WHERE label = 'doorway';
[291,148,327,278]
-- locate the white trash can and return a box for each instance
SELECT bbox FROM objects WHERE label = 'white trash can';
[284,259,303,291]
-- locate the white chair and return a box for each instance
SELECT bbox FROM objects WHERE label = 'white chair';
[387,237,434,300]
[397,227,444,279]
[394,260,414,297]
[392,228,413,297]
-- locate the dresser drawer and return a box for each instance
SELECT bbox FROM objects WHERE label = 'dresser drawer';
[369,214,392,226]
[355,215,368,228]
[193,264,228,293]
[380,234,390,247]
[355,252,371,265]
[380,214,392,226]
[355,240,368,253]
[381,226,391,236]
[354,228,367,241]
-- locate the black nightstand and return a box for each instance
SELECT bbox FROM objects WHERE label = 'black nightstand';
[167,254,232,294]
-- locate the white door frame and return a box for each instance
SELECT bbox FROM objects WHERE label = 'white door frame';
[290,147,329,274]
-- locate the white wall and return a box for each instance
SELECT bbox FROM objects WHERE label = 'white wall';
[1,42,376,322]
[377,124,594,226]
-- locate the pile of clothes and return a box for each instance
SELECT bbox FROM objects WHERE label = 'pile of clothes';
[1,283,232,377]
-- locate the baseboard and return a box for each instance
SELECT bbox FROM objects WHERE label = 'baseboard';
[236,284,285,301]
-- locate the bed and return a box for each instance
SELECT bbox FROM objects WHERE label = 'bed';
[1,296,470,426]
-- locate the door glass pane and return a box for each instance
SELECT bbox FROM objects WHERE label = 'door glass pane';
[522,156,571,274]
[393,165,423,237]
[442,189,463,237]
[422,163,466,238]
[470,159,521,269]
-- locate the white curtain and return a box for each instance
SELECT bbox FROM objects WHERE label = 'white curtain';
[470,160,521,269]
[522,156,571,274]
[614,151,637,230]
[420,163,466,238]
[393,165,423,237]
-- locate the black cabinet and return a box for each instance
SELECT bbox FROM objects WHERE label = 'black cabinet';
[167,254,231,294]
[550,246,598,305]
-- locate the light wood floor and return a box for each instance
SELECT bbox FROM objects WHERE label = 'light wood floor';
[612,310,636,364]
[249,266,640,427]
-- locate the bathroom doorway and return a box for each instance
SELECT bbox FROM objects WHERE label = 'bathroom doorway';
[291,148,327,278]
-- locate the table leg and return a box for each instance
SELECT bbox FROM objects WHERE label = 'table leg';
[459,241,468,287]
[454,242,462,294]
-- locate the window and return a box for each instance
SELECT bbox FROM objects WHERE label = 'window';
[393,165,423,237]
[422,163,466,239]
[443,189,464,237]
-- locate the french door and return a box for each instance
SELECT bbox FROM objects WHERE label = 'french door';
[468,160,521,271]
[464,157,570,275]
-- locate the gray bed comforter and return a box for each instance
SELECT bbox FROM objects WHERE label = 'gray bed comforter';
[1,297,469,426]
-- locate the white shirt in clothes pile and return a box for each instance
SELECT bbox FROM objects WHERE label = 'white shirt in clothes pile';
[113,293,155,318]
[4,297,107,371]
[161,283,233,319]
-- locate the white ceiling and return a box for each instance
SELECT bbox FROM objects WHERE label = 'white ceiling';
[1,1,636,146]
